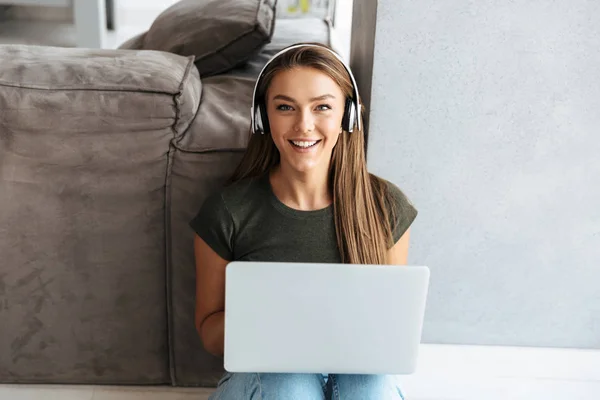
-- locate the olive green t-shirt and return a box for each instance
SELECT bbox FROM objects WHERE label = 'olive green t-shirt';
[189,173,417,263]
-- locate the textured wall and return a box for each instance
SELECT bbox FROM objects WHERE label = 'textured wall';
[351,0,600,349]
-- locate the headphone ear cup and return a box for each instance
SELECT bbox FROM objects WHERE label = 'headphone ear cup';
[342,97,356,133]
[258,103,270,135]
[254,103,269,134]
[254,105,262,134]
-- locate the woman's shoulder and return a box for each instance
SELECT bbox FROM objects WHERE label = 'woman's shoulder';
[190,174,267,236]
[370,173,416,209]
[370,174,418,241]
[213,174,268,210]
[190,176,265,261]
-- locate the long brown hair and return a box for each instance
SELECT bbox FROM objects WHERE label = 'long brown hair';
[230,43,396,264]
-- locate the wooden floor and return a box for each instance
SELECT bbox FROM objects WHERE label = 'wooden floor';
[0,384,214,400]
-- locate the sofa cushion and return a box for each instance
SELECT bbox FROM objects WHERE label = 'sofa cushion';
[143,0,277,77]
[0,44,201,385]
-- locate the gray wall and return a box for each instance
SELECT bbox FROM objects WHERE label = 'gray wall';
[351,0,600,349]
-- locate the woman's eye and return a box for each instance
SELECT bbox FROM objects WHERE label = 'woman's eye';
[276,104,293,111]
[316,104,332,111]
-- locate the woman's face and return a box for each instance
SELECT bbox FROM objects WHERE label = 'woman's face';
[266,66,346,176]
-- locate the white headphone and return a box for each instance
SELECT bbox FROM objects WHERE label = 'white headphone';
[250,43,362,135]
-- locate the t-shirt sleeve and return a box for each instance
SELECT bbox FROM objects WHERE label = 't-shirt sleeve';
[189,191,234,260]
[386,181,418,245]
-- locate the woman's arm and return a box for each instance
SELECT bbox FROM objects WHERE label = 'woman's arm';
[386,227,411,265]
[194,234,228,357]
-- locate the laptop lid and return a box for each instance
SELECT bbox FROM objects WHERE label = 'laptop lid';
[224,261,430,375]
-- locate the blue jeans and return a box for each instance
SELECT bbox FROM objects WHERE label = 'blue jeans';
[208,372,405,400]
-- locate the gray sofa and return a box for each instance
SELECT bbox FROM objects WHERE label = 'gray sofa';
[0,0,335,387]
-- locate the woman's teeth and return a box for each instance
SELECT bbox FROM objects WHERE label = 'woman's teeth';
[291,140,319,148]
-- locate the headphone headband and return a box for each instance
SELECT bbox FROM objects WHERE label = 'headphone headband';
[250,43,362,134]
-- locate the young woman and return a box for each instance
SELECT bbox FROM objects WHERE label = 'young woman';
[190,43,418,400]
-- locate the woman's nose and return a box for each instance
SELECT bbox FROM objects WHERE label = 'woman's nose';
[295,110,315,133]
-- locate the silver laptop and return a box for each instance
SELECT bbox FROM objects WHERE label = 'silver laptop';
[224,261,430,375]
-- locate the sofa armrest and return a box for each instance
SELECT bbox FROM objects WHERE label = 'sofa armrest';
[0,45,200,137]
[0,44,200,385]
